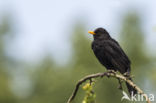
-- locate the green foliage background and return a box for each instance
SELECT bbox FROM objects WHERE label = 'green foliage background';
[0,12,155,103]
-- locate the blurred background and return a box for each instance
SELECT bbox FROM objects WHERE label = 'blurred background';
[0,0,156,103]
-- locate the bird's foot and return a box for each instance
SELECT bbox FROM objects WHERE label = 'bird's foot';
[123,72,134,80]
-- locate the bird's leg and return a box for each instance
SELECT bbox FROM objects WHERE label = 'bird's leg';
[117,78,123,90]
[123,72,135,80]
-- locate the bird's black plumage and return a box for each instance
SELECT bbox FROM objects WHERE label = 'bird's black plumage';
[90,28,136,95]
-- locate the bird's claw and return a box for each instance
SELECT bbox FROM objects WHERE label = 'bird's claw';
[123,72,134,80]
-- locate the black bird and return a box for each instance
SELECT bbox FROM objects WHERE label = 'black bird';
[88,27,137,95]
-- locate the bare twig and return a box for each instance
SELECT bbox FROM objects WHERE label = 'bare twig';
[67,71,151,103]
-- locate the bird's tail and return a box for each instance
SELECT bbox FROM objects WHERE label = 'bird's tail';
[126,78,137,96]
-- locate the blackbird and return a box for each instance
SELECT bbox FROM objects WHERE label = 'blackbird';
[88,27,137,95]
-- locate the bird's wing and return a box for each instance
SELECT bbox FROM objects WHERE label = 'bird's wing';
[103,40,131,73]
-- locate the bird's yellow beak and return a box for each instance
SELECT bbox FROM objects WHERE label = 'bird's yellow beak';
[88,31,96,35]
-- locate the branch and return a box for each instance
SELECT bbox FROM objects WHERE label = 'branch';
[67,71,151,103]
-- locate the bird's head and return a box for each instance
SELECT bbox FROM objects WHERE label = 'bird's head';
[88,28,110,40]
